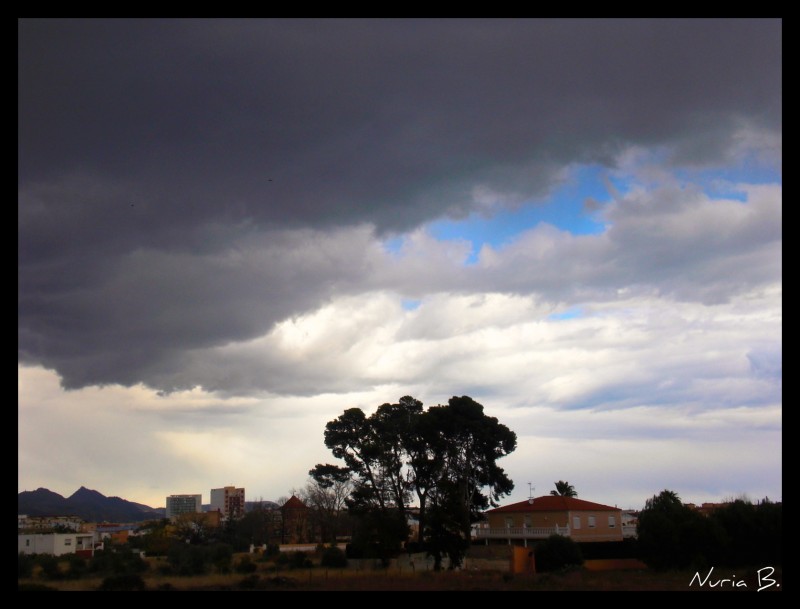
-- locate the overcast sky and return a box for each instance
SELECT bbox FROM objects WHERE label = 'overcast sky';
[19,18,781,511]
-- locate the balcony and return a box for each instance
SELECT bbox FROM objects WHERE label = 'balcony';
[473,524,634,544]
[473,525,568,541]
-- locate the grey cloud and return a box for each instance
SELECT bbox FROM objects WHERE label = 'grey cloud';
[19,224,380,390]
[19,19,781,393]
[20,19,780,233]
[747,347,782,381]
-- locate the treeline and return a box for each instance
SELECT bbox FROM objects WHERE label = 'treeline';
[637,490,782,570]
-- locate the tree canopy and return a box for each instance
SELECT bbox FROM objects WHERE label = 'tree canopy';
[322,395,517,568]
[550,481,577,497]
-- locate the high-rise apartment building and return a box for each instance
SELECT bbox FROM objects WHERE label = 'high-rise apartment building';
[210,486,245,519]
[165,494,202,520]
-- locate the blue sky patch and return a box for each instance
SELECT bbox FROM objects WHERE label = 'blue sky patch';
[401,298,422,311]
[547,306,584,321]
[426,164,613,263]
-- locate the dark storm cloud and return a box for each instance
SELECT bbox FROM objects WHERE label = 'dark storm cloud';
[19,19,780,234]
[18,18,781,392]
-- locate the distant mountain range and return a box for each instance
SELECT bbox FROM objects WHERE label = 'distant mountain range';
[18,487,280,523]
[18,487,165,523]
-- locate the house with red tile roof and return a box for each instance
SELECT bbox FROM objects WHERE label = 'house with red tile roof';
[475,496,627,546]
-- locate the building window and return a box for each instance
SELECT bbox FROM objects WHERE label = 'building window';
[588,516,596,528]
[26,539,30,547]
[505,517,513,528]
[608,515,616,528]
[572,516,581,529]
[64,539,72,545]
[523,515,531,528]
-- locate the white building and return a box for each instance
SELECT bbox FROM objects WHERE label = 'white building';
[165,494,203,520]
[18,533,95,556]
[210,486,245,519]
[18,514,84,531]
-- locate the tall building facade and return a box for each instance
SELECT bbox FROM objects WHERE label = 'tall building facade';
[165,494,202,520]
[210,486,245,519]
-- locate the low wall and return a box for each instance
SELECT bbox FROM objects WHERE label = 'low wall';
[463,557,511,571]
[348,552,452,572]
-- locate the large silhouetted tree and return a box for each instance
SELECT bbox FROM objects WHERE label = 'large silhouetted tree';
[322,395,516,568]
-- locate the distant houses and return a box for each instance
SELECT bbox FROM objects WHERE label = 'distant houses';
[20,484,648,557]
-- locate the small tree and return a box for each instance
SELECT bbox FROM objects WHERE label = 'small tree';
[535,534,583,572]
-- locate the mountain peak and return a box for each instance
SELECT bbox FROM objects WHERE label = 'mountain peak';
[69,486,106,501]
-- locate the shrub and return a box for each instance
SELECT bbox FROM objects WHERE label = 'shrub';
[209,543,234,574]
[320,546,347,568]
[235,555,258,574]
[289,551,313,569]
[98,574,146,591]
[64,554,87,579]
[534,535,583,572]
[37,555,63,580]
[19,553,35,578]
[167,543,210,576]
[89,547,148,575]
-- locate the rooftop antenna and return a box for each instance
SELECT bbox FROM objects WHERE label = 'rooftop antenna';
[528,482,535,504]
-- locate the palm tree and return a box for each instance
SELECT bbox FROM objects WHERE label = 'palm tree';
[550,480,577,497]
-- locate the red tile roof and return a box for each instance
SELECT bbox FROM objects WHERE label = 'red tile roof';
[487,496,620,513]
[281,495,308,510]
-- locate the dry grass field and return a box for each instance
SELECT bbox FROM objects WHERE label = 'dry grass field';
[19,560,783,592]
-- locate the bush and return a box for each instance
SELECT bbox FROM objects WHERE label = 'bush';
[235,555,258,574]
[37,555,63,580]
[289,551,313,569]
[64,554,87,579]
[534,535,583,572]
[89,547,148,575]
[320,546,348,568]
[167,543,210,576]
[19,553,35,579]
[98,574,146,591]
[209,543,234,574]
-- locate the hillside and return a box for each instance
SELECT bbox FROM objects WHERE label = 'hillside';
[18,487,164,523]
[19,488,280,522]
